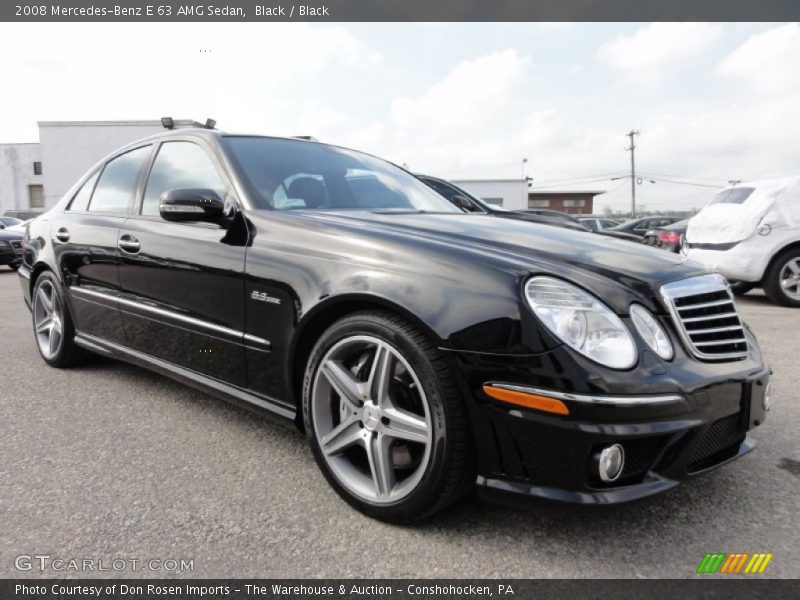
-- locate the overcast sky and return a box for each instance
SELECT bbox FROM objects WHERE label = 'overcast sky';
[1,22,799,211]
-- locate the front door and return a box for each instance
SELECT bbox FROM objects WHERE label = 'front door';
[116,139,249,387]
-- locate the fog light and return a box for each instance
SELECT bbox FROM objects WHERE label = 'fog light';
[762,381,772,411]
[596,444,625,482]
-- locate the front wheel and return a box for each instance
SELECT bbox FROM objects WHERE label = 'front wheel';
[764,249,800,307]
[303,310,474,523]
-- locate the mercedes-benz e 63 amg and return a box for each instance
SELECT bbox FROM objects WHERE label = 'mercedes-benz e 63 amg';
[18,129,771,522]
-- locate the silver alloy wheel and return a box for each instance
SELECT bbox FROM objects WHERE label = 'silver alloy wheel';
[33,280,64,360]
[311,335,433,504]
[779,257,800,301]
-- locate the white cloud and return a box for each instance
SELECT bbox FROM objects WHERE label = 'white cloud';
[598,23,723,81]
[717,23,800,93]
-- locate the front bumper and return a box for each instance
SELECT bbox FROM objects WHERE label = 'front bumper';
[451,345,770,505]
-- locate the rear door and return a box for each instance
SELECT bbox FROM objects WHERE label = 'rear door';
[116,139,250,387]
[52,145,153,345]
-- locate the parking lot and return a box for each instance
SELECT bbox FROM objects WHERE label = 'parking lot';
[1,268,797,579]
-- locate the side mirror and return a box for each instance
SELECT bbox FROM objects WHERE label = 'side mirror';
[160,189,226,225]
[451,194,476,212]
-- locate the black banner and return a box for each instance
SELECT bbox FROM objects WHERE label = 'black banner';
[3,0,800,22]
[2,580,798,600]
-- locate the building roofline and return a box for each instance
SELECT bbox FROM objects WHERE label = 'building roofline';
[530,190,606,195]
[37,119,196,127]
[451,178,527,183]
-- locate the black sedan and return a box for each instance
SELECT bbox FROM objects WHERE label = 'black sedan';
[609,215,684,238]
[19,130,770,522]
[0,229,24,270]
[642,219,689,253]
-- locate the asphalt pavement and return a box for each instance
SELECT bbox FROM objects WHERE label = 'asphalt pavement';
[1,268,798,578]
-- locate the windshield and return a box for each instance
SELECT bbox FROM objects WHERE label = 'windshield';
[225,137,461,213]
[708,187,755,205]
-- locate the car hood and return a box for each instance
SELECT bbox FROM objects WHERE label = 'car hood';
[291,210,706,289]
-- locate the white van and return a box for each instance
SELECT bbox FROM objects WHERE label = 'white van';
[685,177,800,307]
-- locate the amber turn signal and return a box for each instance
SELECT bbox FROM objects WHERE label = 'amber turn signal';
[482,385,570,415]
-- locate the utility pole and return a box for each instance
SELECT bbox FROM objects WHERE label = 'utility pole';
[626,130,640,217]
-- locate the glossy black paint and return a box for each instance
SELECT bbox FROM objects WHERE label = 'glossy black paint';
[19,129,768,505]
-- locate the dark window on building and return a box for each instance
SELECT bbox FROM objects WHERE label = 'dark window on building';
[563,199,586,208]
[28,184,45,208]
[88,145,151,214]
[529,199,551,208]
[33,161,42,175]
[142,142,226,216]
[482,197,504,206]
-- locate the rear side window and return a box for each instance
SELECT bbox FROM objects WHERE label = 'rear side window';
[709,187,755,205]
[67,171,99,212]
[88,145,152,214]
[141,142,227,216]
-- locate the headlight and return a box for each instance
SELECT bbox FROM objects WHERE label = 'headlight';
[629,304,674,360]
[525,276,637,369]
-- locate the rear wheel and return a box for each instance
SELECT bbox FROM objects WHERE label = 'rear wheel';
[303,310,473,522]
[764,249,800,307]
[32,271,87,367]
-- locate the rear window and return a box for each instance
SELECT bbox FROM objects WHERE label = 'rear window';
[709,187,755,205]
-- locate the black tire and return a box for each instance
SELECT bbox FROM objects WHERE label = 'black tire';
[31,271,88,367]
[302,310,474,523]
[729,282,755,296]
[763,249,800,308]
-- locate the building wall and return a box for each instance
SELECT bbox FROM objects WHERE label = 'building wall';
[37,121,181,208]
[450,179,528,210]
[528,192,597,214]
[0,143,43,213]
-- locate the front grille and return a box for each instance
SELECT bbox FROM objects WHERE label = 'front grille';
[619,435,669,480]
[689,414,745,472]
[660,274,748,360]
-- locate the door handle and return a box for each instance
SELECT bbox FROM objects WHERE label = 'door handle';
[55,227,70,242]
[118,234,141,254]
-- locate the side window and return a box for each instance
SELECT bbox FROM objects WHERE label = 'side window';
[89,146,152,214]
[67,171,100,212]
[142,142,227,216]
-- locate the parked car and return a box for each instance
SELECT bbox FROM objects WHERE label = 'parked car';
[416,175,587,231]
[609,216,684,238]
[19,130,770,522]
[685,177,800,307]
[5,218,32,234]
[1,210,43,221]
[0,216,23,229]
[579,216,622,231]
[0,229,24,270]
[642,219,689,253]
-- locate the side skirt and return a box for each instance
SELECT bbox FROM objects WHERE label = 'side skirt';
[74,332,297,427]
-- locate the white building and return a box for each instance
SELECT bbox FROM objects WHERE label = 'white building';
[450,178,529,210]
[1,119,196,214]
[0,143,44,213]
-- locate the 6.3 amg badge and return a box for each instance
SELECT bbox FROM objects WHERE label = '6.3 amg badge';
[250,290,281,305]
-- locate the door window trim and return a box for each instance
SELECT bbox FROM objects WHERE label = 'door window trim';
[82,144,154,217]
